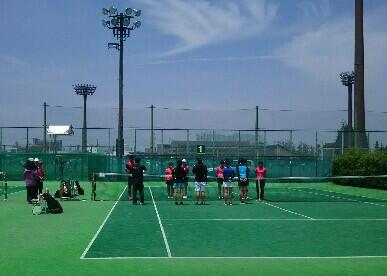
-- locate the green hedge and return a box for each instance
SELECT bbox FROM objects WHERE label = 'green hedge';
[332,149,387,189]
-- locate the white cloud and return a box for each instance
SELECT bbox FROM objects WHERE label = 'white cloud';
[274,6,387,86]
[140,0,277,55]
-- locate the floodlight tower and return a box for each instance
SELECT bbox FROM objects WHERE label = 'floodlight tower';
[73,84,97,152]
[339,71,355,130]
[102,6,141,157]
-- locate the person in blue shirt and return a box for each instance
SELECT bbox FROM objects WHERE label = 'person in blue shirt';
[237,159,250,204]
[222,160,235,205]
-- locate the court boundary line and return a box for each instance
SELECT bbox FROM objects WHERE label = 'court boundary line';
[81,255,387,260]
[263,201,314,219]
[297,189,386,208]
[149,187,172,258]
[80,185,127,259]
[161,218,387,221]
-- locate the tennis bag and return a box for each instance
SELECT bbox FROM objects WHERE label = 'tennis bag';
[42,192,63,214]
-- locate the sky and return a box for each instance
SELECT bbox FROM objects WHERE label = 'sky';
[0,0,387,147]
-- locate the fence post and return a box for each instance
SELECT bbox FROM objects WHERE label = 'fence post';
[26,127,29,153]
[134,129,137,154]
[186,129,189,157]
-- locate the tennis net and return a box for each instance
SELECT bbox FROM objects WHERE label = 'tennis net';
[90,172,387,203]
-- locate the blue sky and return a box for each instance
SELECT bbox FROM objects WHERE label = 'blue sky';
[0,0,386,134]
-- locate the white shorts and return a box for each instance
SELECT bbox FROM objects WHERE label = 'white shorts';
[195,182,206,192]
[223,181,233,188]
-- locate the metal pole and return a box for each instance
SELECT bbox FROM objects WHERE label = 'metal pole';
[348,84,353,148]
[26,127,29,153]
[82,94,87,152]
[238,130,241,158]
[161,129,164,155]
[43,102,47,152]
[108,128,111,153]
[341,131,344,154]
[186,129,189,157]
[150,104,154,153]
[255,105,259,163]
[315,131,318,176]
[134,128,137,154]
[117,29,124,157]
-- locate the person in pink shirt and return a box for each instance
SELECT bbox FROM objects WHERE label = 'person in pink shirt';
[216,160,225,199]
[24,158,38,203]
[165,162,174,199]
[255,161,267,200]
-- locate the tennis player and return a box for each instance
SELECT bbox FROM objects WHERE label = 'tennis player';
[255,161,267,200]
[125,155,135,200]
[237,159,250,204]
[173,160,186,205]
[182,159,190,199]
[131,157,146,205]
[165,162,174,199]
[192,158,208,205]
[222,160,235,205]
[216,160,225,199]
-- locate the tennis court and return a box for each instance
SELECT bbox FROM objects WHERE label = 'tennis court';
[81,182,387,260]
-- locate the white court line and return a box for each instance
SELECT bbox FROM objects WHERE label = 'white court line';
[149,187,172,258]
[80,185,127,259]
[162,218,387,221]
[81,255,387,260]
[297,189,386,208]
[263,202,314,220]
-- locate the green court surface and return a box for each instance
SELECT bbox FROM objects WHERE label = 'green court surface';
[1,180,387,275]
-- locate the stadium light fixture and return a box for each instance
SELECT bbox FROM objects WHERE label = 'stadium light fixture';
[109,6,117,15]
[339,71,355,147]
[102,8,109,15]
[73,84,97,152]
[125,7,133,15]
[102,6,142,157]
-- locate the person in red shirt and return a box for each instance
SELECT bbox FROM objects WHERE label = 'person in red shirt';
[125,155,136,200]
[36,159,45,195]
[255,161,267,200]
[216,160,225,199]
[165,162,174,199]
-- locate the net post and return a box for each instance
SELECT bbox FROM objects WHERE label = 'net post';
[91,172,96,201]
[4,172,8,200]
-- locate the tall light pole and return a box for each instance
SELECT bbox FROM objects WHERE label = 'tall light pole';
[102,6,141,157]
[73,84,96,152]
[339,72,355,129]
[354,0,366,148]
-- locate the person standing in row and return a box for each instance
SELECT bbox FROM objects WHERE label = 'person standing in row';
[255,161,267,200]
[35,159,45,195]
[216,160,225,199]
[173,160,186,205]
[237,159,250,204]
[182,159,189,199]
[125,155,135,200]
[192,158,208,205]
[165,162,174,199]
[24,158,38,203]
[222,160,235,205]
[131,157,146,205]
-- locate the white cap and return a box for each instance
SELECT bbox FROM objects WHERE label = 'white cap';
[182,159,187,163]
[27,158,34,162]
[34,158,39,162]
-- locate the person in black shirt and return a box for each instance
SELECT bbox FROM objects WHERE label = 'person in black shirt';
[192,158,208,205]
[131,157,146,205]
[173,160,186,205]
